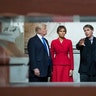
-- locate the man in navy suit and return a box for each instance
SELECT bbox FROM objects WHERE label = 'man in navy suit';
[76,24,96,82]
[27,23,52,82]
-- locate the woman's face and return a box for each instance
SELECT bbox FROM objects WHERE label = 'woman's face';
[58,28,66,38]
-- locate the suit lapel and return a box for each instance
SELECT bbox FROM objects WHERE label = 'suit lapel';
[57,38,66,49]
[85,37,96,53]
[92,37,96,45]
[85,38,91,46]
[57,38,63,45]
[91,37,96,49]
[35,35,49,54]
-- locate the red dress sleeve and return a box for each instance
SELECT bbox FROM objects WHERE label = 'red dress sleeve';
[69,40,74,70]
[50,41,55,62]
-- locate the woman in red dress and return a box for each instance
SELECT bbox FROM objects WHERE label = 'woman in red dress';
[51,25,74,82]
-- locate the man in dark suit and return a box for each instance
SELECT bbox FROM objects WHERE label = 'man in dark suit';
[27,23,52,82]
[76,24,96,82]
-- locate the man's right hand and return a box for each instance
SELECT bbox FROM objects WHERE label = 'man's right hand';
[33,68,40,77]
[79,38,85,46]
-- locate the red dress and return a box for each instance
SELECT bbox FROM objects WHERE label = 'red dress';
[50,38,74,82]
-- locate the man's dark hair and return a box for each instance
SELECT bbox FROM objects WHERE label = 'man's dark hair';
[83,24,94,30]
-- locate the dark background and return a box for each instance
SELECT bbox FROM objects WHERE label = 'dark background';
[0,0,96,16]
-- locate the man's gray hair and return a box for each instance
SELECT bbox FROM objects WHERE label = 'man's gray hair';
[35,23,46,33]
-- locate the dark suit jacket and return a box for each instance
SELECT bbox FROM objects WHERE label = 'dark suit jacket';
[76,37,96,75]
[27,35,52,78]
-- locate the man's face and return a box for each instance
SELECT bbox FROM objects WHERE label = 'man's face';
[84,27,93,38]
[38,25,47,36]
[41,26,47,36]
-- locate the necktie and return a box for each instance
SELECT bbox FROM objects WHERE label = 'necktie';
[42,37,50,65]
[42,37,48,54]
